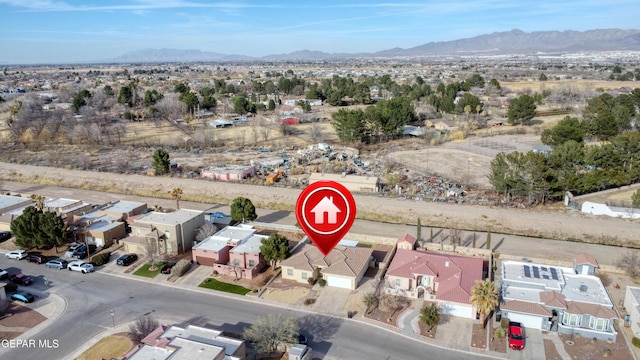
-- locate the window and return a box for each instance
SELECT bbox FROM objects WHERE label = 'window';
[287,268,293,276]
[164,230,171,239]
[233,259,240,266]
[301,272,308,280]
[395,279,401,287]
[589,317,607,331]
[562,313,580,326]
[249,260,255,267]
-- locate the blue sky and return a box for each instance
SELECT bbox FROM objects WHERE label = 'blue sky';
[0,0,638,64]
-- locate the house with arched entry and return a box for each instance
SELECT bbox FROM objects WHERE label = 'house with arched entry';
[384,238,485,319]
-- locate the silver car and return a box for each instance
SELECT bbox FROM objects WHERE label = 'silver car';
[5,249,27,260]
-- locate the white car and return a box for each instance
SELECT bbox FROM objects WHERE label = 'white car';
[5,249,27,260]
[67,260,94,274]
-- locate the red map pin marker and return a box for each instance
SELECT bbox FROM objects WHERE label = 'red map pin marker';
[295,180,357,256]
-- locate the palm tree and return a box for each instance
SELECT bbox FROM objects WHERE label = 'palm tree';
[470,279,499,328]
[420,303,440,331]
[169,187,183,209]
[362,292,379,315]
[31,194,45,211]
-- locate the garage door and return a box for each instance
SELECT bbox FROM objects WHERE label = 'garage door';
[440,302,474,319]
[505,312,544,329]
[326,276,352,289]
[196,256,215,266]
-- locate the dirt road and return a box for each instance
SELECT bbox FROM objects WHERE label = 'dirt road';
[1,161,638,246]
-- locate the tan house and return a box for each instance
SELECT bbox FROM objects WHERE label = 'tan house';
[97,200,147,220]
[396,234,416,250]
[125,209,204,255]
[280,244,373,290]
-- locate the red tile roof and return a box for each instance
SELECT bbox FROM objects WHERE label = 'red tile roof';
[397,233,417,246]
[574,253,599,267]
[565,302,617,319]
[539,290,567,309]
[386,249,484,304]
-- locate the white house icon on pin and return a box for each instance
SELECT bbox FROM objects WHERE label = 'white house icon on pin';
[310,196,341,224]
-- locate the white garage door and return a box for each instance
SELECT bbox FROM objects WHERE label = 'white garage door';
[506,312,544,329]
[326,275,352,289]
[440,302,474,319]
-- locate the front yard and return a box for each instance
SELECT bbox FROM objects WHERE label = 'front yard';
[133,262,165,278]
[199,278,252,295]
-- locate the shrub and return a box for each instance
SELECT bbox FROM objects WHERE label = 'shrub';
[304,298,316,306]
[91,252,111,266]
[172,259,192,278]
[500,318,509,329]
[307,277,316,286]
[632,337,640,348]
[318,278,327,287]
[494,328,506,339]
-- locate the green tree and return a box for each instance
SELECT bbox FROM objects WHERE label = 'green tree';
[230,197,257,223]
[231,96,250,115]
[540,116,584,147]
[454,93,483,114]
[118,84,134,107]
[152,148,170,175]
[10,206,71,250]
[260,233,290,268]
[507,95,537,125]
[173,83,190,94]
[169,187,183,209]
[200,95,217,111]
[489,78,501,90]
[243,313,299,355]
[103,85,114,96]
[332,108,367,143]
[179,92,199,111]
[470,279,499,327]
[143,89,163,107]
[539,73,548,81]
[632,189,640,208]
[420,303,441,331]
[71,89,92,113]
[267,99,276,111]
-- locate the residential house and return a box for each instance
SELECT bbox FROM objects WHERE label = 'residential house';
[97,200,147,221]
[192,225,267,279]
[396,234,416,250]
[201,165,255,181]
[573,253,599,275]
[424,119,458,131]
[280,244,373,290]
[500,255,617,341]
[0,195,34,231]
[43,198,93,223]
[624,286,640,337]
[125,324,245,360]
[384,248,485,319]
[308,173,379,193]
[126,209,204,255]
[71,210,126,248]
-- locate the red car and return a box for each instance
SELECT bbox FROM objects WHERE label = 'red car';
[508,322,524,350]
[9,274,34,286]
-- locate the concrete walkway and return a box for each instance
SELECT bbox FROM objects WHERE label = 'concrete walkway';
[542,332,572,360]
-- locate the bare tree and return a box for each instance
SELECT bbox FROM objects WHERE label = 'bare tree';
[169,187,183,209]
[129,316,160,343]
[449,228,463,251]
[305,123,325,143]
[154,93,185,125]
[196,223,218,241]
[234,129,246,148]
[144,237,159,271]
[259,120,272,142]
[617,251,640,278]
[243,313,299,355]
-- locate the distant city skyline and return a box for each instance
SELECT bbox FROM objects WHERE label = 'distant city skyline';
[0,0,638,64]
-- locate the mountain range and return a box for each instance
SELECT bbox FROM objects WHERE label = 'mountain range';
[107,28,640,63]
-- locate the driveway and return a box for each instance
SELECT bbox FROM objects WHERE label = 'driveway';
[312,286,352,316]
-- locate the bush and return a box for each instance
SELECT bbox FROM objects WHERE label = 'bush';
[307,277,316,286]
[318,278,327,287]
[494,328,506,339]
[304,298,316,306]
[632,337,640,348]
[500,317,509,329]
[91,252,111,266]
[172,259,192,278]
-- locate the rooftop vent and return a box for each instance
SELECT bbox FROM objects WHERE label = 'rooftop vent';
[579,284,588,292]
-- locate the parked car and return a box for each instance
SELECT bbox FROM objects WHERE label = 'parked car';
[11,291,35,303]
[9,274,34,286]
[0,268,8,280]
[508,322,524,350]
[0,231,12,242]
[5,249,28,260]
[68,260,94,274]
[64,242,84,258]
[298,334,308,345]
[116,253,138,266]
[45,258,69,270]
[26,254,48,264]
[160,262,176,274]
[72,248,88,259]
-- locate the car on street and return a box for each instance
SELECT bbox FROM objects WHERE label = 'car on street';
[68,260,94,274]
[508,321,525,350]
[9,273,34,286]
[11,291,35,303]
[26,254,48,264]
[298,333,308,345]
[116,253,138,266]
[5,249,27,260]
[72,247,88,259]
[0,268,8,280]
[64,242,85,258]
[45,258,69,269]
[160,262,176,274]
[0,231,12,242]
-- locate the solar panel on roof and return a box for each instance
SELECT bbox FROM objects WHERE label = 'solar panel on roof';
[523,265,531,277]
[533,266,540,278]
[543,275,549,279]
[550,268,558,280]
[541,266,548,271]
